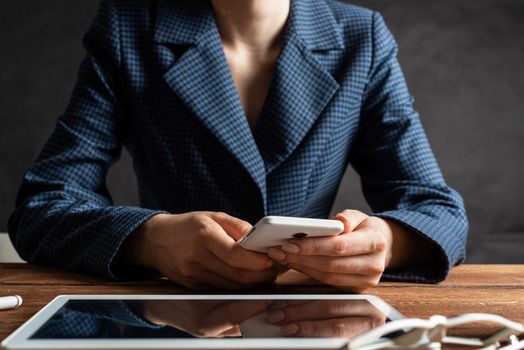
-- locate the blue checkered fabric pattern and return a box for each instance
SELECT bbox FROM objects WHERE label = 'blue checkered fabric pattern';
[32,301,184,338]
[8,0,468,283]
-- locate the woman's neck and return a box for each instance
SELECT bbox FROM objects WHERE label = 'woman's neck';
[211,0,291,52]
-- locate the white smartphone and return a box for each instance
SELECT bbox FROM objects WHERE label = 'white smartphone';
[238,216,344,253]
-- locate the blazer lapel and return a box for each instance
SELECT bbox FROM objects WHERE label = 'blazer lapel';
[254,0,344,174]
[153,0,345,207]
[154,0,268,208]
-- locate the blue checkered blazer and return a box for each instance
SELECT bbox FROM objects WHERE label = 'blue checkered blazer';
[9,0,468,283]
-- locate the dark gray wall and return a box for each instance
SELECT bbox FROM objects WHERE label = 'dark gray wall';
[1,1,523,262]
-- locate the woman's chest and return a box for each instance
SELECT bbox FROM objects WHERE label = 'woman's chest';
[223,46,280,129]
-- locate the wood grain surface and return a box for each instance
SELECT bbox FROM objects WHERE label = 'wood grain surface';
[1,264,523,346]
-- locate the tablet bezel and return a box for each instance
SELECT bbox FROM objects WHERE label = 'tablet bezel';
[1,294,404,350]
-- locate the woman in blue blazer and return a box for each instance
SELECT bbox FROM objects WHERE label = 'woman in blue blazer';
[9,0,468,293]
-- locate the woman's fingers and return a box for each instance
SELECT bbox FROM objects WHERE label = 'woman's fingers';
[279,225,387,257]
[284,262,380,291]
[216,325,243,338]
[332,210,369,233]
[278,250,384,275]
[206,211,253,241]
[201,220,272,271]
[266,300,380,324]
[199,248,277,287]
[203,300,270,335]
[280,316,382,338]
[266,214,391,292]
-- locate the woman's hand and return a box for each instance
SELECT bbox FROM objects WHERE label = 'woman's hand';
[141,299,270,337]
[265,299,386,337]
[267,210,422,292]
[121,212,277,290]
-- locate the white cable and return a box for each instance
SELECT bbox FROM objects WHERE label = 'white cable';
[346,313,524,350]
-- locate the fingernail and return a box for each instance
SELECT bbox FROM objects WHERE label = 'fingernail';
[266,260,274,268]
[281,323,299,336]
[267,310,285,323]
[336,213,349,222]
[335,213,350,231]
[268,248,286,261]
[281,242,300,253]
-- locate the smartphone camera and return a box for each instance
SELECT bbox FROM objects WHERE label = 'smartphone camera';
[292,232,308,239]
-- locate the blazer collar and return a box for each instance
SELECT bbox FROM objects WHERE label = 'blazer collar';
[154,0,344,51]
[287,0,345,51]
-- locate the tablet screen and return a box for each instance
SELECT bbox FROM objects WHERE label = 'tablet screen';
[28,298,398,340]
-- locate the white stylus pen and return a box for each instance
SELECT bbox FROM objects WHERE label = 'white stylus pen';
[0,295,23,311]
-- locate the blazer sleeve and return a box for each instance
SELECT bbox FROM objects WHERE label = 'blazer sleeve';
[349,12,469,283]
[7,0,165,279]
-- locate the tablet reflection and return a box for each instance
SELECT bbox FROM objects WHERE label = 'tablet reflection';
[31,299,387,339]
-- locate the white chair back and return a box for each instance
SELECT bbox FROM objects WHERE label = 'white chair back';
[0,233,24,263]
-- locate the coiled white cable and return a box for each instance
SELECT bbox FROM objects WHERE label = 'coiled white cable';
[345,313,524,350]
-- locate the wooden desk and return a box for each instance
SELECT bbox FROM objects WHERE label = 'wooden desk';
[1,264,523,344]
